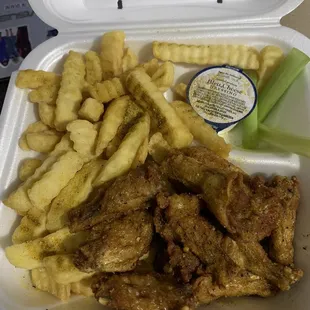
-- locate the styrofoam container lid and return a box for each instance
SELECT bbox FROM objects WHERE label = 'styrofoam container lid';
[29,0,303,32]
[1,0,310,310]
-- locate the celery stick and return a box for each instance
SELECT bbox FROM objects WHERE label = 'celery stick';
[259,124,310,158]
[258,48,310,122]
[242,70,258,149]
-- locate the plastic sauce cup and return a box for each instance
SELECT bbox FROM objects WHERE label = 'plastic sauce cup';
[187,65,257,133]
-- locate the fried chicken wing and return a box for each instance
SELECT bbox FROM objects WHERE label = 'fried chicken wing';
[156,194,225,266]
[155,193,239,284]
[161,149,282,241]
[92,273,195,310]
[193,269,273,304]
[222,237,303,291]
[157,193,302,291]
[74,210,153,273]
[68,161,169,232]
[62,146,303,307]
[269,176,300,265]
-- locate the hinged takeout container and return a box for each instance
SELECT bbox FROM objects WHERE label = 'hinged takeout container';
[0,1,310,309]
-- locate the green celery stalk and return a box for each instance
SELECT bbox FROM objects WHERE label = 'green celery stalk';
[259,123,310,158]
[242,70,258,149]
[258,48,310,122]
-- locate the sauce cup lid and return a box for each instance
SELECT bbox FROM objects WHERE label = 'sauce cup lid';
[187,65,257,133]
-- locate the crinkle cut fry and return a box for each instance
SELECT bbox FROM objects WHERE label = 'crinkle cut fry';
[54,51,85,131]
[100,31,125,79]
[153,41,260,69]
[126,69,193,149]
[96,77,126,103]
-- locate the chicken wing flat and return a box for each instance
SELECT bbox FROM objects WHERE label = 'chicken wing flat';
[92,273,195,310]
[269,176,300,265]
[193,269,273,304]
[68,161,169,232]
[161,150,282,241]
[156,193,226,266]
[222,237,303,291]
[156,193,242,284]
[74,210,153,273]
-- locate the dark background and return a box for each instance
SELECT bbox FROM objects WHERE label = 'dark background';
[0,77,9,113]
[0,0,58,116]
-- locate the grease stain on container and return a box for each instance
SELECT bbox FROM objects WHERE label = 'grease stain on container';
[187,65,257,134]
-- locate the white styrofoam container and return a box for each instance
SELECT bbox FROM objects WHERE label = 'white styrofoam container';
[0,0,310,309]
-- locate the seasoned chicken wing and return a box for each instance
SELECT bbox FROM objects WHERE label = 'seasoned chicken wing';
[156,194,226,266]
[156,193,241,285]
[63,147,303,308]
[92,273,195,310]
[157,193,302,291]
[68,161,169,232]
[161,149,282,241]
[269,176,300,265]
[193,269,273,304]
[222,237,303,291]
[74,210,153,273]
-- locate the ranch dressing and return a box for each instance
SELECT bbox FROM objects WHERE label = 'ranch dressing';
[187,65,257,133]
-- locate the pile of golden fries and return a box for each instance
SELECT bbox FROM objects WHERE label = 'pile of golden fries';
[3,30,284,301]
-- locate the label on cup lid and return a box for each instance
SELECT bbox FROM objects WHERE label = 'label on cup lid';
[187,65,257,133]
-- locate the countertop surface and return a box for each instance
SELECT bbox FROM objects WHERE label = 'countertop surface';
[282,0,310,38]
